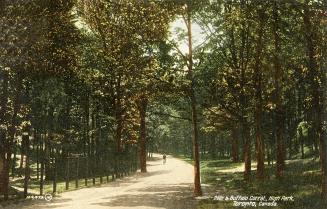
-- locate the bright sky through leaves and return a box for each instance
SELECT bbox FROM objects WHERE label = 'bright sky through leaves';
[170,19,206,54]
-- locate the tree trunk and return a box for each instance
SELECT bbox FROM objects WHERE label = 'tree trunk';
[266,142,271,166]
[23,132,30,198]
[186,5,202,196]
[39,136,44,195]
[2,76,23,199]
[320,13,327,203]
[0,71,9,197]
[45,106,54,180]
[11,141,17,177]
[303,0,326,200]
[36,131,40,180]
[115,76,123,154]
[320,1,327,202]
[114,76,123,177]
[231,127,239,163]
[273,1,285,179]
[91,111,96,183]
[254,8,265,180]
[243,122,251,180]
[62,92,72,158]
[320,117,327,201]
[138,96,148,173]
[115,106,122,177]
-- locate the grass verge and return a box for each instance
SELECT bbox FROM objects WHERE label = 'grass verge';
[176,155,325,209]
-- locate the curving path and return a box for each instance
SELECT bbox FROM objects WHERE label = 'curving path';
[6,154,197,209]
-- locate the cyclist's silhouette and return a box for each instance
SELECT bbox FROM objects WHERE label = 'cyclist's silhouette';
[163,154,166,164]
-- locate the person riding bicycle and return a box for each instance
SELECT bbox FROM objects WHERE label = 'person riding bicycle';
[163,154,166,164]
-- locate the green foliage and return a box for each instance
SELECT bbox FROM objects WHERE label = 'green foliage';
[1,0,326,203]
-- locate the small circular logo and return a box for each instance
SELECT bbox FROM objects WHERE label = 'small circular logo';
[44,194,53,201]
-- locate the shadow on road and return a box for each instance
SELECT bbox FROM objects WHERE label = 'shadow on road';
[93,183,196,209]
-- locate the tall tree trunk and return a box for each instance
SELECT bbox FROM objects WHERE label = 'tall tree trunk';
[91,110,96,182]
[62,86,72,187]
[115,76,123,154]
[320,3,327,201]
[63,91,72,158]
[319,98,327,201]
[321,0,327,202]
[243,121,251,180]
[95,113,100,171]
[39,137,44,195]
[36,130,40,180]
[23,131,30,198]
[138,95,148,173]
[83,93,89,156]
[186,4,202,196]
[273,1,285,179]
[11,141,17,177]
[231,127,239,163]
[254,8,265,180]
[2,76,23,200]
[85,93,91,157]
[45,106,54,180]
[239,0,252,181]
[303,0,327,200]
[112,76,124,178]
[0,71,9,198]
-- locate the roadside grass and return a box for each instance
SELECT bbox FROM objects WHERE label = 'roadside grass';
[176,155,325,209]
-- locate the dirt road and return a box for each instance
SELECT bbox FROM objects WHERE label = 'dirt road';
[7,154,197,209]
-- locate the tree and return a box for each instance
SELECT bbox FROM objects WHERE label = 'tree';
[186,3,202,196]
[0,0,44,198]
[302,0,327,200]
[253,3,266,180]
[272,0,284,179]
[77,0,174,173]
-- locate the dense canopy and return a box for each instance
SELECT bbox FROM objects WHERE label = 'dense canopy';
[0,0,326,208]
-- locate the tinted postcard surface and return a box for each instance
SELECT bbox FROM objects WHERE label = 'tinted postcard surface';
[0,0,326,209]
